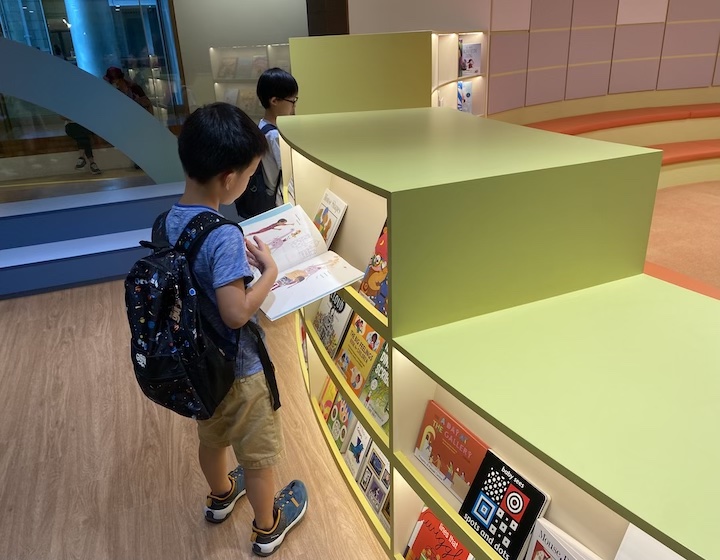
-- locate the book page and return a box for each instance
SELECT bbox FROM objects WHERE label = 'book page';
[614,525,683,560]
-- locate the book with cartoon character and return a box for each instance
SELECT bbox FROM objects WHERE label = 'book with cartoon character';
[404,506,475,560]
[334,312,386,397]
[359,221,389,316]
[326,392,357,453]
[459,40,482,77]
[414,400,489,503]
[313,189,347,248]
[312,291,353,360]
[240,204,363,320]
[317,375,338,421]
[358,342,390,434]
[343,420,372,479]
[357,441,391,525]
[523,518,602,560]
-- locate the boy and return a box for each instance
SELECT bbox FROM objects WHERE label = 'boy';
[169,102,308,556]
[256,67,299,207]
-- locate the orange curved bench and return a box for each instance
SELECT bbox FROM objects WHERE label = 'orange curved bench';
[649,140,720,165]
[528,103,720,135]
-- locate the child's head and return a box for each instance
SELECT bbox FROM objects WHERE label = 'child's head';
[178,103,267,202]
[257,68,298,116]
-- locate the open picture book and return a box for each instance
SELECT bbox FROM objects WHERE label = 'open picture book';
[239,203,364,321]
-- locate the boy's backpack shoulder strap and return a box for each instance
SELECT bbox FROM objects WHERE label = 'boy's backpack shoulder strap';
[260,123,277,135]
[151,210,170,245]
[176,211,242,262]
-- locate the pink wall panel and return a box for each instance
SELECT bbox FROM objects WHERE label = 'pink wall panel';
[565,63,612,99]
[491,0,532,31]
[526,67,567,105]
[657,56,716,89]
[489,32,530,74]
[528,30,571,68]
[662,22,720,57]
[616,0,669,25]
[488,73,528,113]
[530,0,573,29]
[568,28,616,64]
[666,0,720,22]
[612,23,665,59]
[571,0,619,27]
[609,59,661,93]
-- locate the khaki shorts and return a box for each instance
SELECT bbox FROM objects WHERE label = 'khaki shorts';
[197,372,284,469]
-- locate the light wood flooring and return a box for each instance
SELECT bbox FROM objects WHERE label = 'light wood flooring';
[0,280,386,560]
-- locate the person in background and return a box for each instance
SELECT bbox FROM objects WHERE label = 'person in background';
[65,121,101,175]
[104,66,154,114]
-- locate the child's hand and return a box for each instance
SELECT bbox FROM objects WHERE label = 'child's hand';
[245,236,277,275]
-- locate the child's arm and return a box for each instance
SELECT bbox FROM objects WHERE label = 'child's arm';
[216,236,277,328]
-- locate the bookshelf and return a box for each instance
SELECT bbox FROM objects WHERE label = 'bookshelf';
[208,43,291,121]
[289,30,488,117]
[277,107,720,560]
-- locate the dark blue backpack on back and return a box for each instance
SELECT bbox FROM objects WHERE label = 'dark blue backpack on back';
[234,123,282,219]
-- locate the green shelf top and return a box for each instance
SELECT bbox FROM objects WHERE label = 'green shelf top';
[395,275,720,560]
[278,108,659,194]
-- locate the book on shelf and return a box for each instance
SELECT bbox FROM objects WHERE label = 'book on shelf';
[457,81,473,113]
[405,506,475,560]
[313,189,348,248]
[217,56,238,79]
[414,400,489,502]
[235,58,252,80]
[326,393,357,453]
[342,419,372,479]
[317,376,338,421]
[312,291,353,360]
[358,341,390,434]
[460,450,550,560]
[460,40,482,77]
[358,222,389,316]
[358,441,391,521]
[524,518,602,560]
[614,524,683,560]
[299,315,309,371]
[251,54,269,78]
[240,204,364,320]
[223,87,239,106]
[334,313,386,396]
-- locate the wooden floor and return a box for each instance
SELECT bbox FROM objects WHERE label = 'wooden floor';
[0,281,387,560]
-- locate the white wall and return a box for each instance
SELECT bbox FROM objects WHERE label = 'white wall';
[348,0,491,34]
[172,0,308,106]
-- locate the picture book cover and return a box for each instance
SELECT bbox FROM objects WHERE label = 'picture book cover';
[405,506,475,560]
[251,54,269,78]
[414,400,489,502]
[460,41,482,77]
[222,87,239,106]
[460,451,550,560]
[457,81,473,113]
[217,56,238,79]
[358,341,390,434]
[334,313,385,397]
[240,204,364,321]
[359,222,389,316]
[380,491,391,532]
[326,392,357,453]
[318,376,338,421]
[342,420,372,479]
[312,291,353,359]
[524,518,602,560]
[313,189,348,248]
[234,58,252,80]
[358,442,391,515]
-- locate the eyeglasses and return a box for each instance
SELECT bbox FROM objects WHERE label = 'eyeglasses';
[282,97,299,105]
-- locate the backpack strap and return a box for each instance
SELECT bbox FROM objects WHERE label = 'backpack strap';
[246,321,281,411]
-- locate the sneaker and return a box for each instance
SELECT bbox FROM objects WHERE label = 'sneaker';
[251,480,308,557]
[204,465,247,524]
[89,162,101,175]
[74,157,87,169]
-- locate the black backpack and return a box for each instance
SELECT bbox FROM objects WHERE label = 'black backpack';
[234,123,282,219]
[124,211,280,420]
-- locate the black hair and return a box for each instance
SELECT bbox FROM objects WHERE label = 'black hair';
[256,68,298,109]
[178,102,267,184]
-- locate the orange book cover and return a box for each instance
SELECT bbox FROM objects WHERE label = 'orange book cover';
[334,313,385,396]
[317,376,338,421]
[414,400,489,502]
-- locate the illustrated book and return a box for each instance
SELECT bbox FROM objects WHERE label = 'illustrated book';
[414,400,489,502]
[317,376,338,421]
[457,80,473,113]
[326,392,357,453]
[460,41,482,77]
[217,56,238,79]
[405,506,475,560]
[358,222,389,316]
[358,341,390,434]
[334,312,385,396]
[240,204,364,320]
[357,441,391,519]
[460,450,550,560]
[524,518,602,560]
[342,420,372,479]
[312,291,353,360]
[313,189,348,248]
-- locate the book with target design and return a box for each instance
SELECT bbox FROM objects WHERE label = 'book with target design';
[326,393,358,453]
[460,451,550,560]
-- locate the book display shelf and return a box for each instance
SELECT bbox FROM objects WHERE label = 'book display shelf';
[209,43,291,121]
[289,31,488,117]
[277,107,720,560]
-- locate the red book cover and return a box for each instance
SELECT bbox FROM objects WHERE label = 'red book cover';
[414,400,489,502]
[405,506,474,560]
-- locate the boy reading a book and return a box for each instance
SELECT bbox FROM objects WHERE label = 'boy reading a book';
[168,102,307,556]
